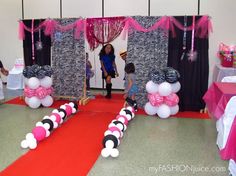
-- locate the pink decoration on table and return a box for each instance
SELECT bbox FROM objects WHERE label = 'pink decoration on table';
[164,93,179,106]
[65,104,73,116]
[32,126,46,141]
[50,113,61,124]
[148,93,164,107]
[203,82,236,120]
[220,116,236,161]
[116,115,129,126]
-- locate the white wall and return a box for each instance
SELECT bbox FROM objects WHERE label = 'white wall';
[0,0,234,88]
[200,0,236,83]
[0,0,23,73]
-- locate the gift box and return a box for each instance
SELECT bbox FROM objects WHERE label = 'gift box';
[218,43,235,67]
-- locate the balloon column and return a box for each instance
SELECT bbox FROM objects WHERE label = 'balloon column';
[20,102,78,149]
[101,106,135,158]
[144,67,181,118]
[23,65,53,108]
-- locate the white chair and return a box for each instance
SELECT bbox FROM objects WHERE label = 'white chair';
[229,159,236,176]
[216,96,236,150]
[222,76,236,83]
[7,58,24,90]
[0,79,4,100]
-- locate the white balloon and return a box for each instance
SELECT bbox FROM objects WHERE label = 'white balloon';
[170,105,179,115]
[25,97,29,105]
[28,77,40,89]
[26,133,34,140]
[144,102,158,115]
[113,131,121,139]
[40,76,52,88]
[36,121,43,127]
[28,96,41,109]
[105,140,114,149]
[24,78,29,86]
[158,82,172,96]
[28,140,37,149]
[110,148,119,158]
[104,130,112,136]
[157,104,171,119]
[146,81,159,94]
[21,140,28,148]
[101,148,110,158]
[45,130,50,137]
[43,123,50,130]
[41,95,53,107]
[171,82,181,93]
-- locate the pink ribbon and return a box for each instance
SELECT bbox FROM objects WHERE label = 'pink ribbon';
[148,93,179,107]
[24,86,53,98]
[31,19,35,61]
[18,21,25,40]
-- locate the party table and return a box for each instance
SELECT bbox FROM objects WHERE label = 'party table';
[212,64,236,82]
[203,82,236,120]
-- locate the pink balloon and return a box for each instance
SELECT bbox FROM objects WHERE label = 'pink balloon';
[164,93,179,106]
[116,115,129,126]
[24,86,36,98]
[32,126,46,141]
[148,93,164,107]
[50,113,61,124]
[65,104,72,116]
[108,126,122,139]
[35,86,48,99]
[46,87,53,95]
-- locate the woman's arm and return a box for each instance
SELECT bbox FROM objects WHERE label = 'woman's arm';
[100,60,107,76]
[112,60,119,77]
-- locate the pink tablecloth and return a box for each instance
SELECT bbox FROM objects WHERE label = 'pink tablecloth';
[220,116,236,161]
[203,82,236,120]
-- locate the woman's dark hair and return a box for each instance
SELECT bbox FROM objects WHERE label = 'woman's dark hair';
[125,63,135,74]
[99,44,115,57]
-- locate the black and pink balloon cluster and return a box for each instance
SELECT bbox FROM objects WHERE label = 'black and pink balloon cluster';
[23,64,53,109]
[145,67,181,118]
[20,102,78,149]
[101,106,135,158]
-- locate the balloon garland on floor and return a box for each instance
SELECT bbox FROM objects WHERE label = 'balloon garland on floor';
[23,65,54,108]
[20,102,78,149]
[101,106,135,158]
[144,67,181,118]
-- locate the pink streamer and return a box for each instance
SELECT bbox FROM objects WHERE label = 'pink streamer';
[31,19,35,61]
[18,21,25,40]
[74,19,85,40]
[44,19,57,36]
[24,86,53,98]
[35,86,48,99]
[195,15,213,38]
[148,92,179,107]
[24,86,36,98]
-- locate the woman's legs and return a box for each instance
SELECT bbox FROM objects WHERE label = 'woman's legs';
[105,76,112,99]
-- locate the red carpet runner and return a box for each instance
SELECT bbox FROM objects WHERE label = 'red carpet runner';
[1,94,209,176]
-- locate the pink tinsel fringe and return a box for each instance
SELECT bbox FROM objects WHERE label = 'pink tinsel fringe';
[44,19,57,36]
[18,21,25,40]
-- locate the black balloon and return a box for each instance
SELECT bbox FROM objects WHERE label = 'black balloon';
[112,120,125,132]
[58,108,67,120]
[41,119,54,131]
[163,67,180,83]
[149,70,166,84]
[43,65,53,77]
[102,134,118,148]
[36,69,46,79]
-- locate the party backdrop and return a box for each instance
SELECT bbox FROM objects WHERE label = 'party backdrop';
[23,19,51,66]
[127,16,169,107]
[51,18,85,100]
[168,16,209,111]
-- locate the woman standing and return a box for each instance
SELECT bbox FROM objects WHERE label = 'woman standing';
[99,44,119,99]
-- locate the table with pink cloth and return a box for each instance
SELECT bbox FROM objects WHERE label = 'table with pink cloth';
[203,82,236,120]
[203,82,236,162]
